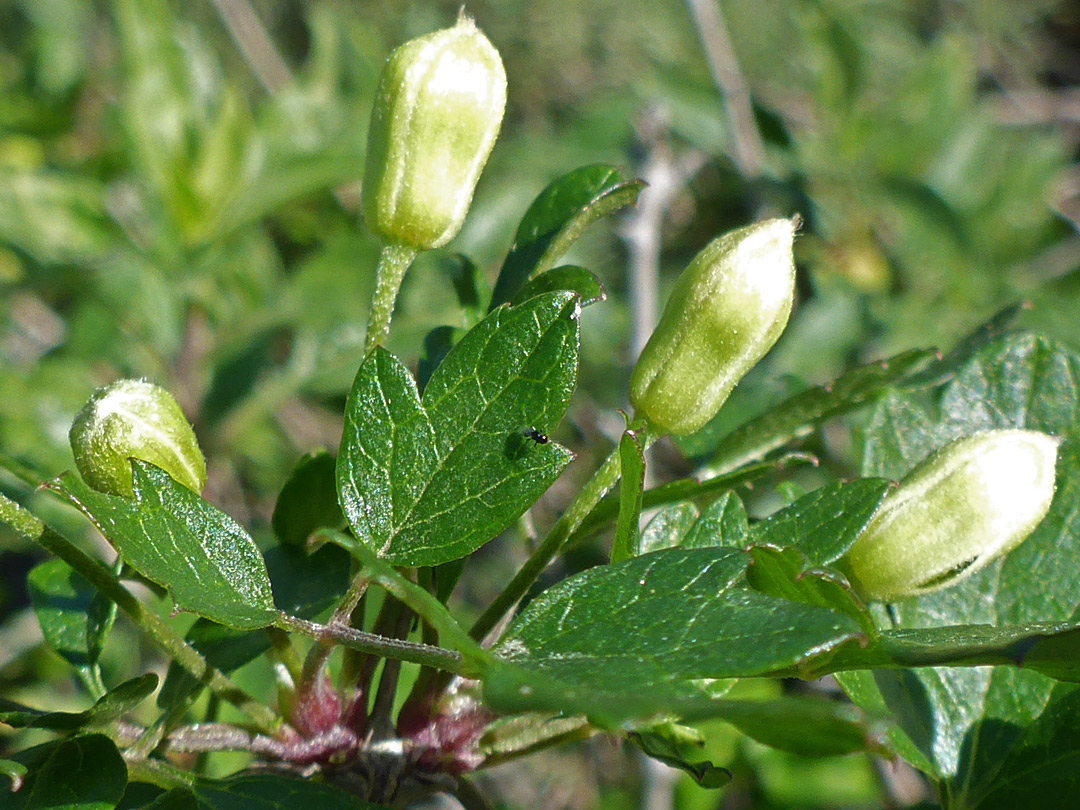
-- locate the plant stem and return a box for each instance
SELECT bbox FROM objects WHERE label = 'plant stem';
[275,613,466,674]
[468,422,656,642]
[317,530,489,669]
[0,492,279,732]
[364,243,419,354]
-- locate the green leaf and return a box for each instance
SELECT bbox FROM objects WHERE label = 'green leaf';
[630,726,731,789]
[510,265,607,308]
[745,545,875,631]
[610,429,645,562]
[574,455,811,542]
[3,735,126,810]
[748,478,891,565]
[0,674,157,731]
[337,292,579,566]
[639,503,700,554]
[901,302,1024,390]
[271,451,346,547]
[693,696,894,759]
[47,462,277,630]
[489,547,864,724]
[158,543,350,707]
[705,348,936,474]
[27,558,116,671]
[682,492,748,549]
[489,165,645,309]
[847,332,1080,806]
[150,773,388,810]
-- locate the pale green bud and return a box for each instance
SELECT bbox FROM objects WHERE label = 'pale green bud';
[69,379,207,498]
[844,429,1060,602]
[629,218,797,435]
[362,15,506,250]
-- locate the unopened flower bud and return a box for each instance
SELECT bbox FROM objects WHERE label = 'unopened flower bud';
[844,429,1059,602]
[362,15,506,250]
[69,379,207,498]
[629,218,797,435]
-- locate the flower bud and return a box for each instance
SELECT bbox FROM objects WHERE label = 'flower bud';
[362,15,506,250]
[629,218,797,435]
[69,379,207,498]
[844,429,1060,602]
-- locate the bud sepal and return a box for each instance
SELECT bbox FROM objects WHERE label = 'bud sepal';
[69,379,207,498]
[843,429,1060,602]
[362,14,506,250]
[629,217,797,436]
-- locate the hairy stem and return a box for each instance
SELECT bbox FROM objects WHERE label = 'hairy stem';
[364,243,419,354]
[275,613,467,674]
[0,492,279,732]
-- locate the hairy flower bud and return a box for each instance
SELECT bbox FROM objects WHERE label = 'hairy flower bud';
[362,15,506,250]
[629,218,797,435]
[69,379,207,498]
[844,429,1060,602]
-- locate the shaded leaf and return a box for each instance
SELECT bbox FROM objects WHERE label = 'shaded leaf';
[0,674,157,731]
[745,545,875,631]
[489,165,644,308]
[694,695,894,759]
[149,772,388,810]
[271,451,346,547]
[337,293,579,565]
[3,735,126,810]
[27,558,116,670]
[159,543,350,707]
[47,462,277,629]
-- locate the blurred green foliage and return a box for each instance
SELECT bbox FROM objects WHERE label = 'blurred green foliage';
[1,0,1078,807]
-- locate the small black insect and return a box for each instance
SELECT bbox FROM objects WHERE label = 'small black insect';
[524,428,549,444]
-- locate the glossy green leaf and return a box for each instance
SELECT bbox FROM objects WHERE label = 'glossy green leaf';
[47,462,277,630]
[489,547,864,724]
[337,292,579,565]
[27,558,116,671]
[489,164,645,308]
[0,674,157,731]
[748,478,891,565]
[158,543,350,707]
[3,735,126,810]
[271,451,346,547]
[145,773,387,810]
[682,492,748,549]
[610,429,645,562]
[846,332,1080,807]
[705,348,935,474]
[510,265,606,308]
